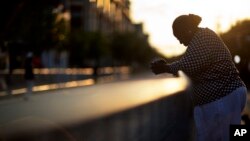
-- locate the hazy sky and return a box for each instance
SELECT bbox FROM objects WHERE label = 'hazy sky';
[130,0,250,57]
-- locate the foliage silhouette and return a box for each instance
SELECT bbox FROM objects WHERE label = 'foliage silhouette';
[220,19,250,83]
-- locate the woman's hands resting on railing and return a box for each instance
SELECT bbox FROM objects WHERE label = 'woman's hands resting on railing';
[150,58,170,75]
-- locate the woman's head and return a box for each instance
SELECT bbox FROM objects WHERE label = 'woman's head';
[172,14,202,46]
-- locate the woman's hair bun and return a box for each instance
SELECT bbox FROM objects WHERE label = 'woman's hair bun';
[172,14,202,33]
[188,14,202,28]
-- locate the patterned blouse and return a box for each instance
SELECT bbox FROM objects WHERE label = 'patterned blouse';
[168,28,245,106]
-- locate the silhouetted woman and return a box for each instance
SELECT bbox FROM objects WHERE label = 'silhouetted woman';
[150,14,247,141]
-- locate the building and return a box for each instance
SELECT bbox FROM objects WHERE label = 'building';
[44,0,150,68]
[64,0,135,33]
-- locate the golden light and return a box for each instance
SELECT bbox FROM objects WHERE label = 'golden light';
[130,0,250,57]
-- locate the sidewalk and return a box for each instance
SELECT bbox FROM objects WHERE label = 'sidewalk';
[0,70,144,98]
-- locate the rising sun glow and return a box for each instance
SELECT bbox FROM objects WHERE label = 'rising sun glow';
[130,0,250,58]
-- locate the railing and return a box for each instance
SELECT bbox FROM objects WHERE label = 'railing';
[0,71,194,141]
[0,66,131,96]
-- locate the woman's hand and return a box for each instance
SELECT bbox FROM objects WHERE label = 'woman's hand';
[150,59,168,75]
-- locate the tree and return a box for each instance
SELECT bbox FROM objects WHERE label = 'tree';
[220,19,250,83]
[0,0,63,54]
[109,31,158,73]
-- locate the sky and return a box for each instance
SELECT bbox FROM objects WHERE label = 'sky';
[130,0,250,57]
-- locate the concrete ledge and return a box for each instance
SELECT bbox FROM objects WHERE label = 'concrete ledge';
[0,72,194,141]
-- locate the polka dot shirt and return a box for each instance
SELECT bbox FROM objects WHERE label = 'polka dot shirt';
[168,28,245,106]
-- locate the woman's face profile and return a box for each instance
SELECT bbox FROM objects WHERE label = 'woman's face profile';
[173,30,192,46]
[172,15,198,47]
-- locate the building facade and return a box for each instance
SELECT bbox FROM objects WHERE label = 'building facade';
[45,0,150,68]
[64,0,135,33]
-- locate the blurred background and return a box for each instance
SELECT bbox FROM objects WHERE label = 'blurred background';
[0,0,158,96]
[0,0,249,96]
[0,1,250,140]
